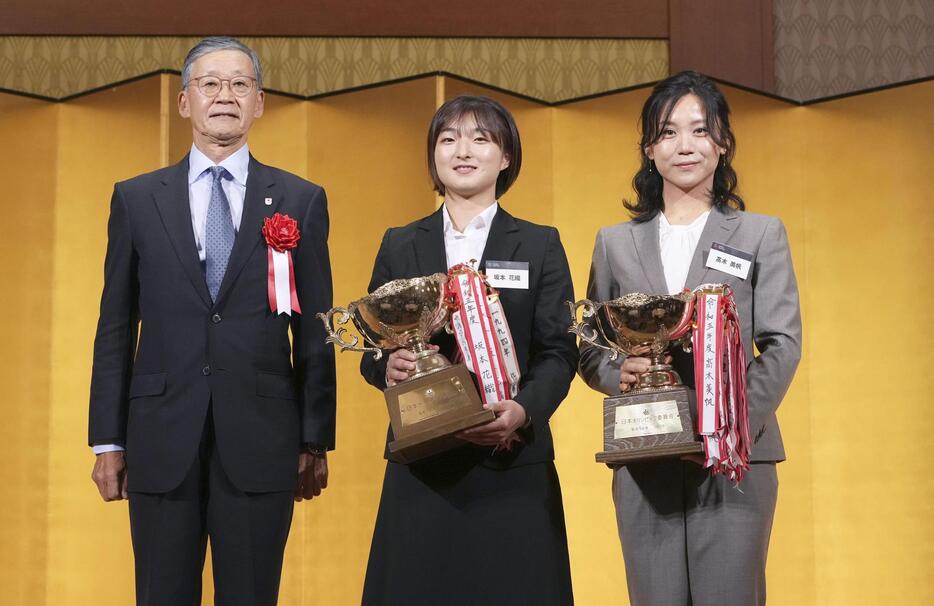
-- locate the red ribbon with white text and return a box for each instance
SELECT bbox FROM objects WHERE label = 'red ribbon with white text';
[447,264,520,403]
[692,285,750,482]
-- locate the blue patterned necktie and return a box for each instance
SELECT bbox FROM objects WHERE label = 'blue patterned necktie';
[205,166,235,302]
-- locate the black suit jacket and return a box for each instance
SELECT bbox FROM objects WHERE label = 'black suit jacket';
[360,207,577,468]
[88,154,336,493]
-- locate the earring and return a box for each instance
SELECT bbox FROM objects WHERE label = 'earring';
[647,159,653,173]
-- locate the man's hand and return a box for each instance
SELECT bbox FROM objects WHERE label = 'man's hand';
[92,451,128,501]
[295,452,328,502]
[457,400,527,447]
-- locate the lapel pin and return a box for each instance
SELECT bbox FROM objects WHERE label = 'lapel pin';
[264,197,273,206]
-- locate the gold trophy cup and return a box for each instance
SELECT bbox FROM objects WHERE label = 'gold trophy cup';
[319,274,494,463]
[569,292,704,465]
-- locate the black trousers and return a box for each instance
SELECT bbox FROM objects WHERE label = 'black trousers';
[128,409,294,606]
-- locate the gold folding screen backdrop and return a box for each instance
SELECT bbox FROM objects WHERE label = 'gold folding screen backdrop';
[0,74,931,606]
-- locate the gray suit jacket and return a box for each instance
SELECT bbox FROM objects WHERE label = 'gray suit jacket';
[578,206,801,462]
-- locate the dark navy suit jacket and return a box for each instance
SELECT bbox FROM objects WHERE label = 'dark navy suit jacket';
[88,154,336,493]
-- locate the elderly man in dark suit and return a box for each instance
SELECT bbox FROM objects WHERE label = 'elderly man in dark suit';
[88,36,336,606]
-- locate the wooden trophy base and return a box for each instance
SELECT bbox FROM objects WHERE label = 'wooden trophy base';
[385,364,495,464]
[595,385,703,466]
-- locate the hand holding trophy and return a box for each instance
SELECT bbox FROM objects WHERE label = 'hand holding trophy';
[318,273,495,463]
[570,292,704,465]
[570,284,751,479]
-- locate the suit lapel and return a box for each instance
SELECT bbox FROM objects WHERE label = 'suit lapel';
[479,207,521,270]
[683,206,741,289]
[214,156,279,306]
[630,215,668,294]
[412,207,448,275]
[152,155,212,308]
[413,205,521,277]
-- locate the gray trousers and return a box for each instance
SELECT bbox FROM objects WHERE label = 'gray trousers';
[613,460,778,606]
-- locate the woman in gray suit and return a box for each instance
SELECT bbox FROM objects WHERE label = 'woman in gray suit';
[578,71,802,605]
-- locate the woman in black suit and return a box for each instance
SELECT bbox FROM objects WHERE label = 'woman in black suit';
[360,95,577,605]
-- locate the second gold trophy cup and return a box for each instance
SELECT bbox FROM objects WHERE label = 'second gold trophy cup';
[569,292,704,465]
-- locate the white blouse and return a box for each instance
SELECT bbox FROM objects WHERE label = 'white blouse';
[658,210,709,295]
[442,202,498,269]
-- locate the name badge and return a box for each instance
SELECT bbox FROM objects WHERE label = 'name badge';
[485,260,529,289]
[705,242,752,280]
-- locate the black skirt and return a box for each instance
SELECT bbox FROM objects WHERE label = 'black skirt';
[361,449,574,606]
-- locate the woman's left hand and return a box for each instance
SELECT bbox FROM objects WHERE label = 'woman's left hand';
[456,400,527,446]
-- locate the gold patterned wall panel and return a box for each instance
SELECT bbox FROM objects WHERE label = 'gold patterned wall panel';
[295,79,441,606]
[0,93,57,606]
[774,0,933,100]
[0,36,668,103]
[45,77,164,605]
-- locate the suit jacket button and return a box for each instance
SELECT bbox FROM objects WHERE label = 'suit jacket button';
[211,313,222,324]
[202,365,211,376]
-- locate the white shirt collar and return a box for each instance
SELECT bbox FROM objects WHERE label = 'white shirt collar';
[188,143,250,187]
[442,201,499,236]
[658,209,710,233]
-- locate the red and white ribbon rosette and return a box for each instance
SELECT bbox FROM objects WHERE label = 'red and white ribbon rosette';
[446,264,521,404]
[692,284,750,482]
[262,213,302,316]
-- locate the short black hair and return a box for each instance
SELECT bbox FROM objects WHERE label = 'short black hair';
[625,70,744,222]
[427,95,522,198]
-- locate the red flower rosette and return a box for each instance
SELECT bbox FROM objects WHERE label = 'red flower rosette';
[262,213,300,252]
[263,213,302,315]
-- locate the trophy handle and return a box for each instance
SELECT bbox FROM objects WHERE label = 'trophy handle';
[567,299,624,361]
[317,307,384,360]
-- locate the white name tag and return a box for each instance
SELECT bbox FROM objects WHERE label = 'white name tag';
[705,242,752,280]
[485,260,529,289]
[614,400,683,439]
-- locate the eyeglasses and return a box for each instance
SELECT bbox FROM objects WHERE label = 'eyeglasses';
[188,75,257,98]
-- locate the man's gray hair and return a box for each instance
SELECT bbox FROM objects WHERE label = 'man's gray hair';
[181,37,263,91]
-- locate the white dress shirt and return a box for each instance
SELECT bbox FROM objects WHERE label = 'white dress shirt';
[658,210,710,295]
[92,144,251,455]
[187,143,249,261]
[442,201,498,269]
